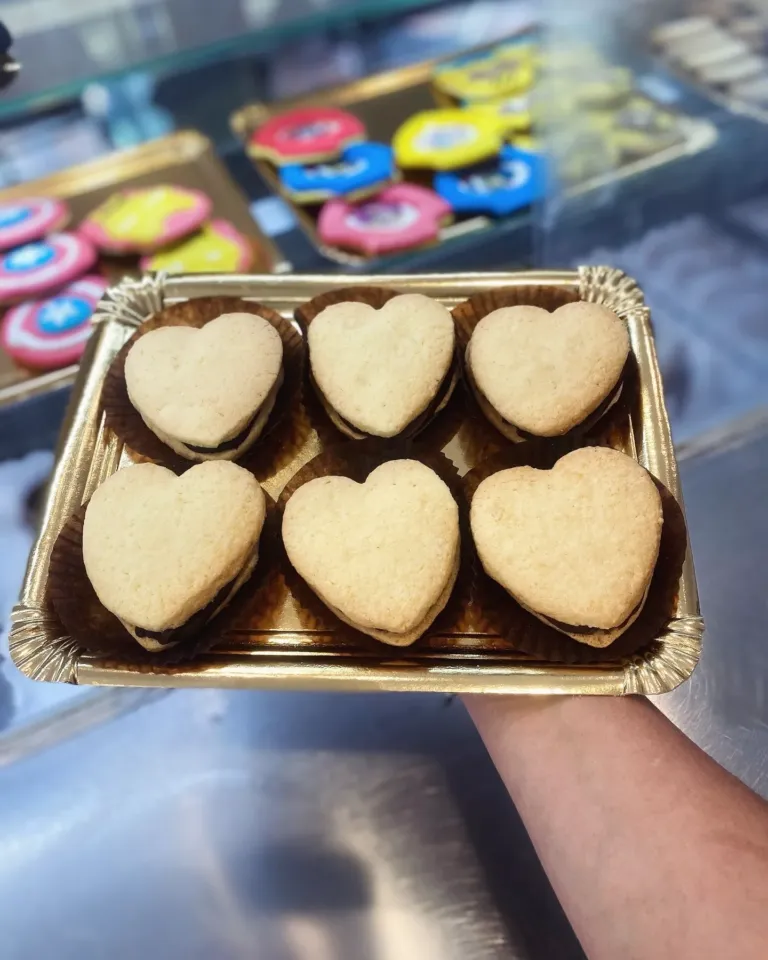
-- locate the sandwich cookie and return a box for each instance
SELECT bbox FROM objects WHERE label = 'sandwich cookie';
[124,311,284,461]
[308,293,456,439]
[435,145,544,217]
[1,275,108,370]
[0,197,69,251]
[279,142,396,204]
[283,459,460,646]
[318,183,452,258]
[81,186,212,254]
[393,108,504,171]
[83,461,266,651]
[470,447,663,647]
[249,107,365,165]
[466,301,629,441]
[0,233,97,304]
[140,219,253,273]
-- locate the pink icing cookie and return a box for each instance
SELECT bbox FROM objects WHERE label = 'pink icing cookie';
[1,275,108,370]
[0,233,97,304]
[249,107,366,165]
[80,185,212,254]
[0,197,69,251]
[318,183,452,257]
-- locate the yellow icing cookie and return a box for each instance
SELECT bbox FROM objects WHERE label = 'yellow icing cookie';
[82,185,212,253]
[474,93,532,136]
[602,97,681,156]
[141,219,253,273]
[512,132,539,152]
[393,108,504,170]
[434,44,535,103]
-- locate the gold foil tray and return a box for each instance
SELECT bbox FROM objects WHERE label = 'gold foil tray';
[9,268,703,695]
[231,45,717,267]
[0,130,289,408]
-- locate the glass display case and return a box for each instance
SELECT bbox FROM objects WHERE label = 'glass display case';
[1,3,768,956]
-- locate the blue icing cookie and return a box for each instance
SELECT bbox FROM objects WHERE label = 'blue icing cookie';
[279,142,395,200]
[434,145,544,217]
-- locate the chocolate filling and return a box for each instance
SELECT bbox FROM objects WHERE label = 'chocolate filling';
[539,598,642,636]
[470,362,625,441]
[313,356,457,439]
[133,576,236,645]
[183,411,261,454]
[512,383,622,441]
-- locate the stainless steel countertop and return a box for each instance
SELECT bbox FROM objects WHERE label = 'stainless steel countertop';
[1,414,767,960]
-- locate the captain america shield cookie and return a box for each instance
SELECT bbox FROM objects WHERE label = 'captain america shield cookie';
[1,275,108,370]
[0,233,97,304]
[0,197,69,251]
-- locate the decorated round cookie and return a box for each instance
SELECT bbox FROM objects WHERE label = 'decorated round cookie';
[434,44,535,103]
[475,93,532,137]
[318,183,452,257]
[141,219,253,273]
[393,108,504,171]
[1,275,108,370]
[435,145,544,218]
[573,65,633,108]
[605,97,680,156]
[80,185,212,254]
[279,142,396,204]
[0,197,69,251]
[249,107,366,165]
[0,233,97,304]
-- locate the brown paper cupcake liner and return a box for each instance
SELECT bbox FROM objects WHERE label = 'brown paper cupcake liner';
[452,285,630,447]
[462,444,687,665]
[101,296,307,482]
[276,440,473,652]
[46,492,282,667]
[294,285,462,446]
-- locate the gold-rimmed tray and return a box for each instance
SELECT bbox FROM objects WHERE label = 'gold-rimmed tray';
[231,44,717,268]
[0,130,290,409]
[9,267,703,695]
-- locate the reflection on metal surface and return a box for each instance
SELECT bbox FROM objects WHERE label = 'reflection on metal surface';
[10,268,702,695]
[0,689,584,960]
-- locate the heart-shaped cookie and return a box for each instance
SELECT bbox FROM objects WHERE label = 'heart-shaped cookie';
[467,301,629,438]
[282,459,460,645]
[470,447,662,644]
[308,294,455,438]
[125,312,283,455]
[83,461,266,636]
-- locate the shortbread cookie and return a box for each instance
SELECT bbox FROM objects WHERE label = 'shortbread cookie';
[83,461,266,651]
[282,459,460,646]
[125,311,283,461]
[467,301,629,441]
[470,447,662,646]
[308,293,455,438]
